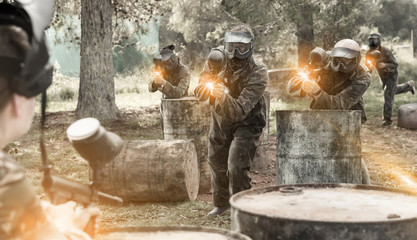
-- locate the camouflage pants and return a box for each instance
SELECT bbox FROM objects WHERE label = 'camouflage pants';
[382,74,410,122]
[208,127,261,207]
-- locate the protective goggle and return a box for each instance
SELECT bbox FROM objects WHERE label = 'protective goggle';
[225,42,252,56]
[368,38,380,46]
[224,31,253,59]
[331,57,357,73]
[332,57,354,66]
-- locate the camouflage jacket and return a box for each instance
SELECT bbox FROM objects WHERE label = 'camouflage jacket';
[288,62,371,122]
[149,62,191,99]
[0,151,43,240]
[366,46,398,79]
[199,47,269,137]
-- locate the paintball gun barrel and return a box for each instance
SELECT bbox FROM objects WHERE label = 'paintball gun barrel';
[42,166,123,206]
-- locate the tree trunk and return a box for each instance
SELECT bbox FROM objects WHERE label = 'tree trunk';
[412,29,417,58]
[77,0,119,120]
[296,2,314,68]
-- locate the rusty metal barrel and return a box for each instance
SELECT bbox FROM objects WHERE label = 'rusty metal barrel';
[231,184,417,240]
[95,226,252,240]
[398,103,417,129]
[97,139,199,202]
[250,91,271,171]
[161,97,211,193]
[276,110,362,184]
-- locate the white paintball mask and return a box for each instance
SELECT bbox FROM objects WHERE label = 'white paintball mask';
[224,31,253,60]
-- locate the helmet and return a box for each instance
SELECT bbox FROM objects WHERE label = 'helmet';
[153,44,178,71]
[224,31,254,60]
[368,33,381,50]
[330,39,361,73]
[308,47,330,68]
[224,25,254,71]
[207,48,225,73]
[0,0,55,98]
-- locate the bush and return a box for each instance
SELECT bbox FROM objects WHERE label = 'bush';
[398,59,417,84]
[59,87,75,101]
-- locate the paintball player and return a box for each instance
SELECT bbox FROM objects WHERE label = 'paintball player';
[0,1,98,239]
[287,39,371,184]
[288,39,371,124]
[149,44,191,99]
[365,33,415,127]
[195,24,269,216]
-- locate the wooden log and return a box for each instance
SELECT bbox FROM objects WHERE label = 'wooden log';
[161,97,211,194]
[398,103,417,129]
[96,226,252,240]
[276,110,363,184]
[97,139,199,202]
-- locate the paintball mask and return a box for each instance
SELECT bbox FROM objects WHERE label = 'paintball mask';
[224,31,253,60]
[330,39,361,74]
[154,44,178,71]
[224,31,254,71]
[0,0,54,98]
[368,33,381,50]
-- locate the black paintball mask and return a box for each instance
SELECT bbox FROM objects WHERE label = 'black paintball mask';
[0,0,54,98]
[153,44,178,71]
[368,38,380,50]
[368,33,381,50]
[224,31,253,71]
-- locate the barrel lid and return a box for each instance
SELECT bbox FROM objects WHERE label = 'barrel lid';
[399,103,417,109]
[67,117,100,141]
[231,184,417,223]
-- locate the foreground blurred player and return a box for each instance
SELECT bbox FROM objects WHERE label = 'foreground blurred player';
[0,1,98,239]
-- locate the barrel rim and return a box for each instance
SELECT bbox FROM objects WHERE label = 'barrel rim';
[398,103,417,108]
[161,96,199,101]
[97,225,252,239]
[275,109,362,113]
[230,183,417,224]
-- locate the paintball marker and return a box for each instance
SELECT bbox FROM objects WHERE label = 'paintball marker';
[42,167,123,206]
[195,49,229,102]
[365,50,381,70]
[41,118,124,236]
[287,47,329,97]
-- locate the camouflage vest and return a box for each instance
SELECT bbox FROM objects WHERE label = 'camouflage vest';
[0,152,43,239]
